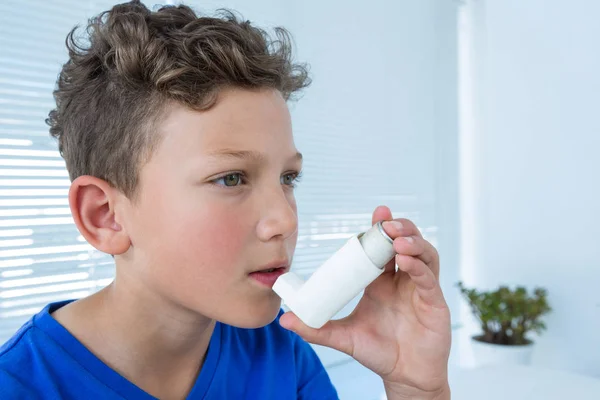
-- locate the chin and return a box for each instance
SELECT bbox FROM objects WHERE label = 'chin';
[223,297,283,329]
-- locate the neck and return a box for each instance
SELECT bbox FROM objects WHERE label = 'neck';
[52,272,215,399]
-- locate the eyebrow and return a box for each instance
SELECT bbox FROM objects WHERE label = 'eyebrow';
[206,149,303,163]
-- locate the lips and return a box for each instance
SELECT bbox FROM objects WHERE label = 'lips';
[249,261,289,288]
[251,260,290,274]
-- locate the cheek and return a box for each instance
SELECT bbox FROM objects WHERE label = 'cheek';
[129,181,249,271]
[174,197,249,270]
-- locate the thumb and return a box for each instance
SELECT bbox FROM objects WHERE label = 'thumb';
[279,311,353,355]
[372,205,393,226]
[371,205,396,273]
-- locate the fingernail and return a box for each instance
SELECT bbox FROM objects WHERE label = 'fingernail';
[383,220,403,231]
[404,236,415,244]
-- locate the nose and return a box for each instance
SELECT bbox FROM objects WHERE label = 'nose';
[256,186,298,242]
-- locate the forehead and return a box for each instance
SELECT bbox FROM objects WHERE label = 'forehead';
[155,88,295,160]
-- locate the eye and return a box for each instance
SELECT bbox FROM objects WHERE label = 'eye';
[214,173,243,187]
[281,170,303,187]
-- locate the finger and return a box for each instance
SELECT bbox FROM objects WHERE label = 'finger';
[395,254,446,308]
[383,219,437,276]
[382,218,423,240]
[279,311,354,356]
[392,235,440,278]
[369,206,397,273]
[371,205,393,226]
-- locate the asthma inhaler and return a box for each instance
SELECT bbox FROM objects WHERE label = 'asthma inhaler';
[273,221,396,329]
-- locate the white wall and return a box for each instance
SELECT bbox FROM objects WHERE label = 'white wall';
[459,0,600,377]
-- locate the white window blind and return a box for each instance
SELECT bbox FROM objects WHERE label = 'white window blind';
[0,1,120,343]
[0,1,459,376]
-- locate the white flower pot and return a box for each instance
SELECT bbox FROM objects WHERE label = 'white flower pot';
[471,335,535,367]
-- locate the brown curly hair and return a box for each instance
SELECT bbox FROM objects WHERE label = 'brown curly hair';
[46,0,311,200]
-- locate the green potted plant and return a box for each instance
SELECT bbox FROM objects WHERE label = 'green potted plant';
[456,281,551,366]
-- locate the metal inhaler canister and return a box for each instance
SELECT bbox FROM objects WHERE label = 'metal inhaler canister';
[272,221,396,329]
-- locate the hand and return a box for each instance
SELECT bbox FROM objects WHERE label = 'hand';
[279,205,451,398]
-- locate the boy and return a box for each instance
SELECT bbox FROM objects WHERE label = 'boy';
[0,1,452,399]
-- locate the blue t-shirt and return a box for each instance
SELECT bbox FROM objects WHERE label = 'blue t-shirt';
[0,300,338,399]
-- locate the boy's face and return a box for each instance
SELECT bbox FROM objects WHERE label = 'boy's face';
[119,88,301,328]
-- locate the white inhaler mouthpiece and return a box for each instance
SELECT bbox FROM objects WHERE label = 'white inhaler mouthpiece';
[273,221,396,329]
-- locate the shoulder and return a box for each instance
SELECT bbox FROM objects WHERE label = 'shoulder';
[0,320,43,399]
[0,301,66,368]
[0,302,77,392]
[0,316,35,364]
[0,368,41,400]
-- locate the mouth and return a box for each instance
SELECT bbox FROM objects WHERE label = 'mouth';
[249,261,289,288]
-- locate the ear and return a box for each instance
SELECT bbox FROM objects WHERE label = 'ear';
[68,175,131,255]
